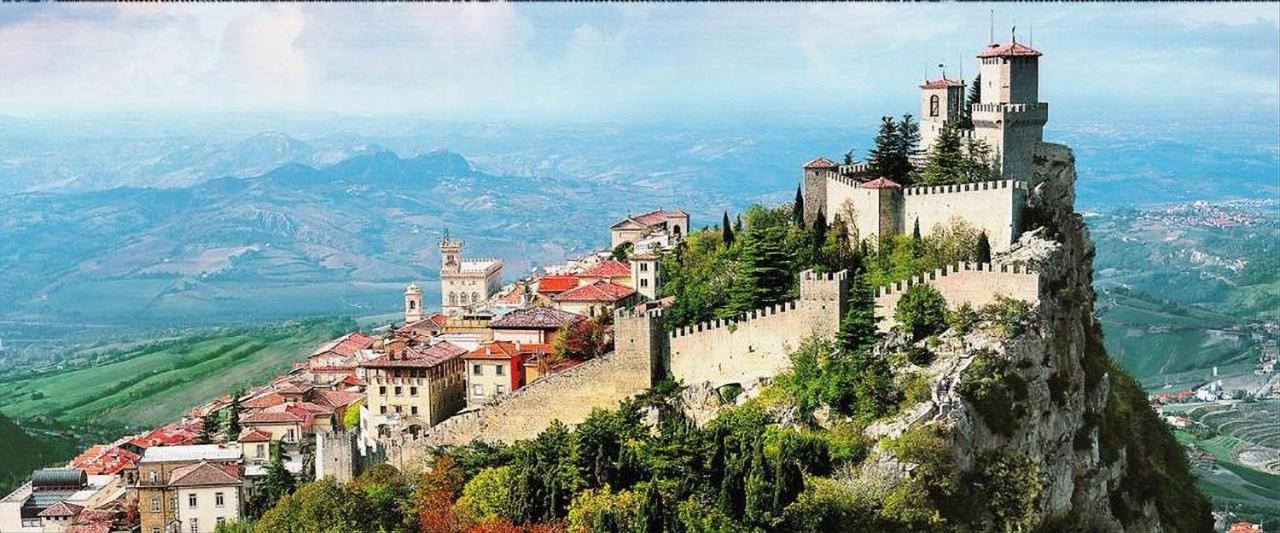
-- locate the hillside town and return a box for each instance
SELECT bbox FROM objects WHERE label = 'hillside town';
[0,35,1254,533]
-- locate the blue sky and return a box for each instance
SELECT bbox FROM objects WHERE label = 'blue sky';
[1,3,1276,124]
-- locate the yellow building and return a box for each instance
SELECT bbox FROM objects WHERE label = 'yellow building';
[360,341,468,442]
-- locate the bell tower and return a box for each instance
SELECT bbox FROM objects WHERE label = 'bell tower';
[404,282,423,324]
[439,232,462,276]
[971,36,1048,180]
[919,76,967,151]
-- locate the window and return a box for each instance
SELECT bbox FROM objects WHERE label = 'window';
[150,497,160,513]
[379,405,387,414]
[379,386,386,396]
[410,386,418,396]
[640,279,648,288]
[494,364,504,376]
[472,292,479,303]
[473,385,484,396]
[151,528,160,533]
[496,385,505,395]
[255,444,266,458]
[171,496,177,510]
[410,406,418,415]
[394,405,402,413]
[640,262,648,272]
[190,518,199,533]
[216,517,226,527]
[472,364,482,376]
[215,492,225,507]
[23,518,42,528]
[394,386,402,396]
[149,471,158,483]
[286,428,296,442]
[929,95,940,117]
[409,300,416,310]
[189,493,197,508]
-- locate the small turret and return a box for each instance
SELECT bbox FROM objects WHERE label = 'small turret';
[404,282,423,324]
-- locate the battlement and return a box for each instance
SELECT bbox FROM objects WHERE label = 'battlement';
[615,306,665,320]
[801,269,849,283]
[873,261,1037,297]
[972,102,1048,114]
[669,300,800,339]
[903,179,1025,197]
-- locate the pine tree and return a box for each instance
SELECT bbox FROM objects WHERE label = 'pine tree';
[920,121,966,185]
[961,74,981,129]
[262,444,296,509]
[721,211,734,247]
[224,390,243,442]
[843,148,855,165]
[771,444,803,518]
[197,412,220,444]
[811,208,828,262]
[895,114,922,184]
[836,272,879,355]
[742,440,773,527]
[975,231,992,264]
[792,185,805,229]
[734,214,743,233]
[867,116,899,181]
[638,480,665,533]
[910,218,925,259]
[725,225,792,317]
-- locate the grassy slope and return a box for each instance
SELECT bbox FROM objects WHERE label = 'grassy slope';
[0,317,353,429]
[1174,430,1280,530]
[0,412,77,495]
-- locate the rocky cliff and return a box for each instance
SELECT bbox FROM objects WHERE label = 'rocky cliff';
[866,143,1212,531]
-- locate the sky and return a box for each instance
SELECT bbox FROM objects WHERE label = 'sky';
[1,3,1277,124]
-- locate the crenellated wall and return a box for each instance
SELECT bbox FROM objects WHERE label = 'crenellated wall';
[902,180,1025,248]
[668,270,848,387]
[873,262,1040,331]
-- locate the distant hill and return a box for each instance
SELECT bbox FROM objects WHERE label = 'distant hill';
[0,412,76,495]
[0,149,636,334]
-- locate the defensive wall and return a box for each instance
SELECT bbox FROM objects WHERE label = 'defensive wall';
[902,180,1025,248]
[821,177,1024,251]
[404,344,655,459]
[873,261,1040,331]
[666,269,848,387]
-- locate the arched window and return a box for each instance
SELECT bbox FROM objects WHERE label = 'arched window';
[449,292,457,305]
[409,300,416,310]
[672,225,682,238]
[472,292,480,304]
[929,95,940,117]
[460,293,469,304]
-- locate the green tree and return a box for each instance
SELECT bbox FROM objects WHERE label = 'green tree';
[811,209,828,262]
[197,412,220,444]
[836,272,879,355]
[867,116,899,182]
[793,184,806,229]
[456,466,516,521]
[895,284,948,340]
[919,122,966,185]
[612,241,635,261]
[260,443,296,513]
[721,211,734,247]
[742,441,773,527]
[974,232,992,264]
[637,481,666,533]
[910,218,925,258]
[253,478,369,533]
[507,421,582,524]
[224,390,243,442]
[895,113,922,184]
[960,74,981,129]
[724,223,791,317]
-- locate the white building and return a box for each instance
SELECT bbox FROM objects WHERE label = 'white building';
[167,462,243,533]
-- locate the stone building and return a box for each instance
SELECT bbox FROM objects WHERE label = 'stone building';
[801,38,1044,250]
[135,445,241,533]
[438,236,502,317]
[359,341,467,444]
[609,209,690,249]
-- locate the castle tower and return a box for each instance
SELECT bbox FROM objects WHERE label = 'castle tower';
[801,157,838,226]
[438,233,503,316]
[971,38,1048,180]
[799,269,850,335]
[439,236,463,276]
[404,282,423,324]
[920,76,967,151]
[630,253,660,300]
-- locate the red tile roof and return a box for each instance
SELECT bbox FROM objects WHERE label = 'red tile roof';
[579,260,631,278]
[861,178,902,189]
[39,501,84,517]
[311,389,363,409]
[242,393,286,410]
[69,445,140,475]
[243,411,303,424]
[309,331,375,359]
[169,461,241,487]
[537,275,580,294]
[920,77,965,89]
[362,341,468,369]
[631,209,686,227]
[553,280,637,303]
[803,157,838,169]
[977,41,1042,58]
[489,307,584,330]
[466,341,553,360]
[238,429,272,443]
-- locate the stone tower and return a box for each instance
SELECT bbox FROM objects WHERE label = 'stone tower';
[801,157,838,226]
[799,269,850,334]
[439,236,463,276]
[630,253,661,300]
[614,307,667,385]
[972,38,1048,181]
[404,282,423,324]
[920,76,967,150]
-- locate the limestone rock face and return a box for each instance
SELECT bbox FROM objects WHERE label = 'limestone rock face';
[899,143,1179,531]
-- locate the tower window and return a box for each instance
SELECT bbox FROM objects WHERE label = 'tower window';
[929,95,940,117]
[409,301,416,310]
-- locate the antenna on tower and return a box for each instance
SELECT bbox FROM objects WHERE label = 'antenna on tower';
[1012,20,1017,43]
[1030,21,1034,47]
[989,9,995,44]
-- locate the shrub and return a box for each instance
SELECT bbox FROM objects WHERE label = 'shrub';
[980,296,1034,338]
[956,351,1028,437]
[565,485,639,532]
[945,303,979,335]
[781,477,880,532]
[899,372,932,408]
[455,466,515,521]
[972,451,1042,531]
[895,284,947,340]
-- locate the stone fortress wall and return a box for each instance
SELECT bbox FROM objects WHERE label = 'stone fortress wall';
[902,180,1025,248]
[668,270,848,387]
[405,345,655,452]
[873,261,1040,331]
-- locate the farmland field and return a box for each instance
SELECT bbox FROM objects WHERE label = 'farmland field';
[0,317,355,429]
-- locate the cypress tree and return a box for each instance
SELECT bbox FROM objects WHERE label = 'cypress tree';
[960,74,981,129]
[811,208,828,262]
[197,412,220,444]
[262,443,296,509]
[225,390,243,442]
[793,184,806,229]
[638,480,665,533]
[743,440,773,527]
[721,211,734,247]
[836,272,879,355]
[975,231,992,264]
[910,218,925,258]
[867,116,898,181]
[771,443,804,517]
[734,214,743,233]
